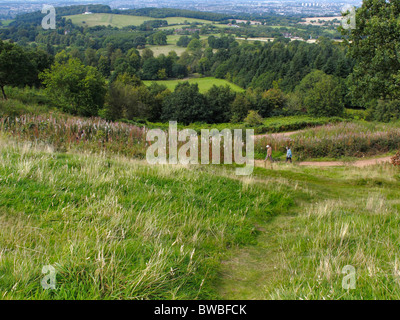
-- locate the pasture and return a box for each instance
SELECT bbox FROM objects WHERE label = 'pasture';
[138,34,211,56]
[143,77,245,93]
[0,19,13,27]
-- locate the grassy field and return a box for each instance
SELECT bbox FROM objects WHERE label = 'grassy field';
[1,130,400,299]
[139,44,187,57]
[0,19,14,27]
[143,77,245,93]
[138,34,210,57]
[65,13,214,28]
[0,135,292,299]
[1,94,400,299]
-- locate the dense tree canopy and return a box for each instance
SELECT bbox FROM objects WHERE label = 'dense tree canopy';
[0,40,52,99]
[342,0,400,103]
[40,58,106,116]
[295,70,344,117]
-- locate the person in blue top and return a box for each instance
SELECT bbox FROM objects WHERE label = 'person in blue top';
[286,146,292,163]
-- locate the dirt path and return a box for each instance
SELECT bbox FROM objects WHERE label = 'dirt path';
[255,156,392,168]
[254,130,303,140]
[255,128,393,167]
[255,126,328,140]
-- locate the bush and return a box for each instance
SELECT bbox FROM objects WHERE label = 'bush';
[40,58,106,117]
[296,70,344,117]
[0,98,52,117]
[374,100,400,122]
[244,110,263,127]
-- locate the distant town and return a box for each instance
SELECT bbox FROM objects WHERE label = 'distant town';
[0,0,362,20]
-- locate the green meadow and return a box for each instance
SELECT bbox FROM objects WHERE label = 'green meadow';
[143,77,245,93]
[0,20,14,27]
[0,96,399,299]
[139,34,211,57]
[1,131,399,299]
[0,135,292,299]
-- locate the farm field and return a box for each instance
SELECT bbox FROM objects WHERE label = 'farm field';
[0,19,13,27]
[143,77,245,93]
[140,34,211,56]
[65,13,214,28]
[139,44,187,56]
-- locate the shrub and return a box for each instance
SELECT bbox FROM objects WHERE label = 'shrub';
[40,58,106,117]
[244,110,263,127]
[374,100,400,122]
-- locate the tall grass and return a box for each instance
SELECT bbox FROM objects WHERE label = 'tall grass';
[0,114,148,158]
[268,190,400,299]
[0,135,293,299]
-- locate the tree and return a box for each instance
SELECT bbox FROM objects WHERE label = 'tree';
[261,82,286,115]
[205,85,236,123]
[40,58,106,116]
[296,70,344,117]
[97,55,111,77]
[152,31,167,45]
[141,57,160,80]
[230,93,250,123]
[244,110,263,126]
[342,0,400,103]
[177,35,191,47]
[187,38,202,51]
[161,82,208,124]
[373,99,400,122]
[106,73,149,120]
[0,40,35,99]
[147,82,171,122]
[141,48,154,61]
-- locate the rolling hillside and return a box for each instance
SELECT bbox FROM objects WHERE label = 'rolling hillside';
[65,13,215,28]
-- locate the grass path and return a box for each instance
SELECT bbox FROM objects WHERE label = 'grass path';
[217,163,400,299]
[217,215,292,299]
[297,156,393,167]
